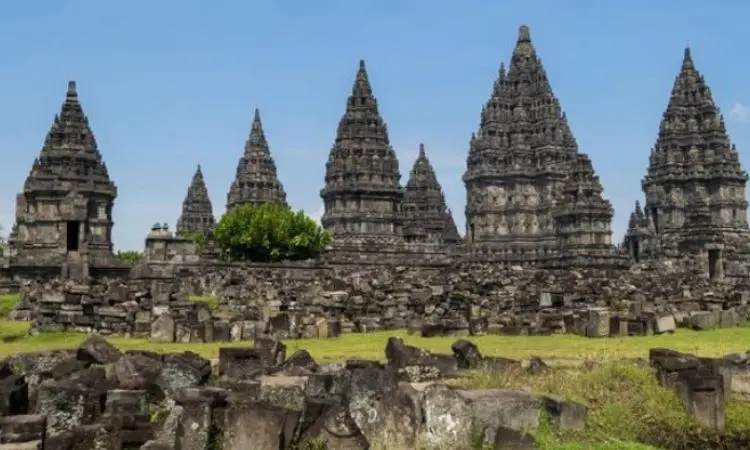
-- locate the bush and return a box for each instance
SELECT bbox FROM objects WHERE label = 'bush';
[177,230,207,252]
[213,203,331,262]
[114,250,144,263]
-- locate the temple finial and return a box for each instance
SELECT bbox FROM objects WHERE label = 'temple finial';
[518,25,531,43]
[66,81,77,97]
[419,143,426,158]
[682,46,694,70]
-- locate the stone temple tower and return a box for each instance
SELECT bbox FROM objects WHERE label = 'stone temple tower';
[463,25,616,266]
[403,143,461,245]
[320,60,405,243]
[226,109,288,210]
[176,164,215,235]
[9,81,117,267]
[635,48,750,278]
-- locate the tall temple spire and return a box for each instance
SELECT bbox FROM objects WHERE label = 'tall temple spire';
[463,25,617,268]
[177,164,215,235]
[11,80,118,266]
[320,60,404,243]
[642,46,748,239]
[226,108,288,210]
[403,144,460,245]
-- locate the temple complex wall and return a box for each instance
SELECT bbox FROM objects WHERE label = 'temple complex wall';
[9,253,750,340]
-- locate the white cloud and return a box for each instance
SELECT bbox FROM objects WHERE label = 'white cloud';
[729,103,750,123]
[307,204,325,224]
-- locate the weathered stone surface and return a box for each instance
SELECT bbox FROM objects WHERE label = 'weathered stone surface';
[462,25,621,269]
[9,80,118,268]
[176,165,215,236]
[226,109,287,210]
[77,335,122,365]
[625,47,750,275]
[319,60,405,245]
[403,143,461,245]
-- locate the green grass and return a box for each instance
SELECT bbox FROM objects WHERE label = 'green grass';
[188,294,219,310]
[4,322,750,362]
[457,362,750,449]
[0,293,19,319]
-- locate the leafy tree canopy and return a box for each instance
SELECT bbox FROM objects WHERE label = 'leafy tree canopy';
[213,203,331,262]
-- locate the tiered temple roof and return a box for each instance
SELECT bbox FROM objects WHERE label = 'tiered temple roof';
[176,165,215,235]
[319,60,405,243]
[463,25,616,266]
[642,48,749,236]
[226,109,288,210]
[403,144,461,245]
[633,48,750,277]
[551,153,617,266]
[10,81,117,266]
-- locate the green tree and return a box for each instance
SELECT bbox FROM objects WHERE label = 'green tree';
[177,230,207,252]
[213,203,331,262]
[115,250,144,263]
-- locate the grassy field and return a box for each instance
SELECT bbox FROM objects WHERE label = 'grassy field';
[2,293,750,449]
[3,315,750,363]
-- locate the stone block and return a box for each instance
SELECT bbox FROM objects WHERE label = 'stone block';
[720,309,738,328]
[654,315,676,334]
[222,403,298,450]
[675,370,725,432]
[0,415,46,444]
[149,314,175,343]
[105,389,148,415]
[541,395,587,430]
[690,311,720,330]
[218,348,267,379]
[586,308,610,338]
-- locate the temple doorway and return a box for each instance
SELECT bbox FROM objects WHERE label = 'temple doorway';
[66,221,80,252]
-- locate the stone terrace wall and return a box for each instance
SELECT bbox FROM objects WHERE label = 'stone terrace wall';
[11,259,750,338]
[192,261,750,338]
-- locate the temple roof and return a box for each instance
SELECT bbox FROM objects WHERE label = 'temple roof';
[226,108,288,209]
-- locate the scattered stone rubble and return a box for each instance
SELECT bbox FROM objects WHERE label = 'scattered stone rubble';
[0,335,591,450]
[649,347,750,432]
[12,260,750,340]
[3,334,746,449]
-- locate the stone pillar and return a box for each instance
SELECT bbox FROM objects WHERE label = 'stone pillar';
[586,307,610,337]
[676,370,725,432]
[174,387,227,450]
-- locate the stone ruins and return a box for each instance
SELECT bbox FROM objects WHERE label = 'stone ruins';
[0,335,742,449]
[2,25,750,337]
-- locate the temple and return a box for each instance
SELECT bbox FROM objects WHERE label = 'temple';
[319,60,405,245]
[403,144,461,245]
[5,26,748,282]
[462,25,620,267]
[176,165,215,235]
[623,48,750,280]
[226,109,288,210]
[9,81,117,268]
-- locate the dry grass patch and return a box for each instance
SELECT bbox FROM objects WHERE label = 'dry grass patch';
[454,363,750,449]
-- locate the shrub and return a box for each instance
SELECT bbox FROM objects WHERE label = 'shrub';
[114,250,144,263]
[213,203,331,262]
[177,230,207,252]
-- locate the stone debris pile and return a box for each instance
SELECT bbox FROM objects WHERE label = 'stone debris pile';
[0,335,591,449]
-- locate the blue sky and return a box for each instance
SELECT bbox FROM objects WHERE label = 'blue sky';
[1,1,749,251]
